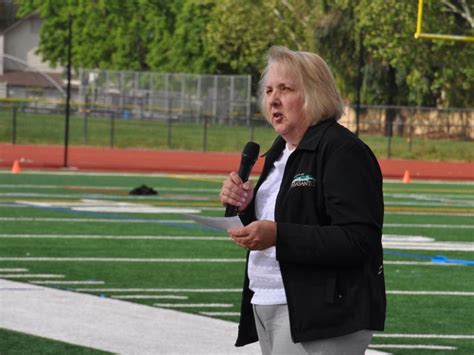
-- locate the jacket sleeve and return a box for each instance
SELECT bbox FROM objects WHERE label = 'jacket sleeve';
[276,141,384,267]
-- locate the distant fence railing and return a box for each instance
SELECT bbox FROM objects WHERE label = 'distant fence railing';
[0,100,472,159]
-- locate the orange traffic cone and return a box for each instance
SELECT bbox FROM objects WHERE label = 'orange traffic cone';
[402,170,411,184]
[11,160,21,174]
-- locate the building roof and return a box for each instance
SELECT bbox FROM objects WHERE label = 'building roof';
[0,71,66,89]
[0,11,38,35]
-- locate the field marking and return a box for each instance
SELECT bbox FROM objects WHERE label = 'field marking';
[74,288,474,296]
[2,233,472,252]
[385,206,474,213]
[0,274,64,278]
[1,203,471,215]
[153,303,233,308]
[386,201,473,207]
[0,217,194,224]
[384,223,474,229]
[30,281,105,285]
[385,211,474,216]
[370,344,456,350]
[3,217,473,229]
[387,291,474,296]
[0,278,262,354]
[112,295,189,300]
[0,184,219,193]
[76,288,242,292]
[0,257,246,263]
[17,200,201,214]
[200,312,240,316]
[0,234,228,241]
[0,257,469,265]
[374,333,474,339]
[0,268,28,272]
[383,179,474,186]
[384,261,465,266]
[2,170,472,184]
[0,170,229,179]
[383,241,474,252]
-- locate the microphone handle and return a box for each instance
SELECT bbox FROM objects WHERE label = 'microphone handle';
[225,204,239,217]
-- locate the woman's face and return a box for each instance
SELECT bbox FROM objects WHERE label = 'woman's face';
[265,63,308,147]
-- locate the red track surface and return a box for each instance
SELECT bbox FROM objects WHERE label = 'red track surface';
[1,143,473,180]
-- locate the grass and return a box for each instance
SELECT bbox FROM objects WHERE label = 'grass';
[0,328,110,354]
[0,110,472,161]
[0,171,473,353]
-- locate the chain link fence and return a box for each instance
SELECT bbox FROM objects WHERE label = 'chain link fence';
[0,66,472,160]
[77,70,252,124]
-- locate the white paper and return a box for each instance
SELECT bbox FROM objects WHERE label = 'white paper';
[186,214,243,231]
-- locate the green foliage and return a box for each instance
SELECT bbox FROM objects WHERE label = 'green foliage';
[13,0,474,107]
[356,0,474,107]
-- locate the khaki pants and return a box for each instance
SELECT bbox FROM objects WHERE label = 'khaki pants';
[253,304,373,355]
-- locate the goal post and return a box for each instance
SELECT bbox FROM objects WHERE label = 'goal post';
[415,0,474,42]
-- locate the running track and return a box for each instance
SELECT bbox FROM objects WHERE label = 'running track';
[1,144,473,180]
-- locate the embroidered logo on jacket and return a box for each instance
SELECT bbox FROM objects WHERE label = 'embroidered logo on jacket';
[290,173,316,188]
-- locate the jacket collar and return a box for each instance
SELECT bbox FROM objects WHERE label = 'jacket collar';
[264,118,337,157]
[297,118,336,151]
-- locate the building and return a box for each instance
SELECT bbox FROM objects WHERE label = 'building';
[0,5,65,100]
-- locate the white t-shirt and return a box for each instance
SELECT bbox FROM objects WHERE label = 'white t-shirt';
[248,144,294,305]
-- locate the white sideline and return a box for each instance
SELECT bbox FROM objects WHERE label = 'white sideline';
[0,279,388,355]
[0,279,259,354]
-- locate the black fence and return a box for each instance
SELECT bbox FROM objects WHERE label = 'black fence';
[0,101,472,160]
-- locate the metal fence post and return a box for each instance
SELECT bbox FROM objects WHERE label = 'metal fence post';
[110,111,115,148]
[12,105,17,144]
[387,119,393,159]
[249,107,255,142]
[167,98,172,148]
[203,115,208,152]
[408,108,414,152]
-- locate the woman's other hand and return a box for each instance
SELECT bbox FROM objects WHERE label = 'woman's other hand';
[220,172,254,212]
[228,220,276,251]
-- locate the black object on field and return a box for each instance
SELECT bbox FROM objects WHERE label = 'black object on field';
[129,185,158,195]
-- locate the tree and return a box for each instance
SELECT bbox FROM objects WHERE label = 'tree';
[165,0,216,74]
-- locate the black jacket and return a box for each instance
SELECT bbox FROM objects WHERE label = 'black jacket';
[236,119,386,346]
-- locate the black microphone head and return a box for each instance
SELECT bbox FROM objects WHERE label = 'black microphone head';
[242,141,260,164]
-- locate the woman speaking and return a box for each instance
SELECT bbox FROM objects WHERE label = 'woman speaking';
[220,46,386,354]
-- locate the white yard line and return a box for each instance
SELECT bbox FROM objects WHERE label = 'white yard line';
[374,333,474,339]
[384,223,474,229]
[387,291,474,296]
[154,303,233,308]
[74,287,474,297]
[0,274,64,278]
[385,211,474,216]
[30,281,105,285]
[382,241,474,251]
[0,257,469,266]
[370,344,456,350]
[0,234,228,241]
[112,295,188,300]
[0,279,260,354]
[0,268,28,272]
[77,288,242,292]
[0,257,245,263]
[0,217,193,224]
[200,312,240,316]
[384,261,464,266]
[1,234,473,252]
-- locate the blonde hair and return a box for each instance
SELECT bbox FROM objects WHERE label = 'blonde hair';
[258,46,343,124]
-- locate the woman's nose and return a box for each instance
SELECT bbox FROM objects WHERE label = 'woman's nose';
[269,92,281,106]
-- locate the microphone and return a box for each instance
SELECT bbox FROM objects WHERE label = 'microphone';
[225,141,260,217]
